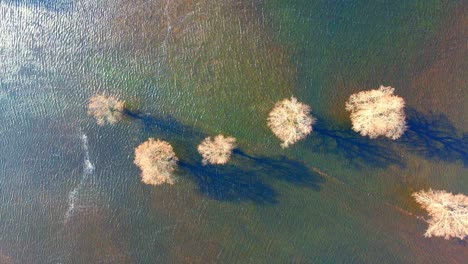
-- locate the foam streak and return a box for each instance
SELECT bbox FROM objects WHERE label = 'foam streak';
[64,133,94,222]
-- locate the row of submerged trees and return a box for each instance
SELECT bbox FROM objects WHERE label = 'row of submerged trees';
[86,85,467,241]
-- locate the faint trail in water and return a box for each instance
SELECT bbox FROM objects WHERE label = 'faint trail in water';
[64,131,95,223]
[159,0,173,54]
[312,167,425,221]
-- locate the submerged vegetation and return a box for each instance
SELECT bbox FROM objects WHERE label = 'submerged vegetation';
[267,97,316,148]
[134,138,179,186]
[413,189,468,240]
[197,135,237,165]
[87,95,125,125]
[345,86,406,140]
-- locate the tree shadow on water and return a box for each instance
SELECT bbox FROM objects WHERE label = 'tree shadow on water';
[124,109,324,204]
[179,161,279,204]
[401,108,468,166]
[123,109,204,140]
[233,150,325,191]
[179,150,325,205]
[310,119,405,169]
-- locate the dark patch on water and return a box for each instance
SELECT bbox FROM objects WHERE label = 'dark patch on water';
[307,110,467,169]
[311,119,405,169]
[401,108,468,166]
[123,109,205,140]
[456,238,466,247]
[233,150,324,191]
[178,149,324,205]
[180,161,279,204]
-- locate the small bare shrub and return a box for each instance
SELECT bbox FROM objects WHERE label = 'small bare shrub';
[134,138,178,186]
[197,135,236,165]
[267,96,316,148]
[87,95,125,125]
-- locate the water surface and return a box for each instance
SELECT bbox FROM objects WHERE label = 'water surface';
[0,0,467,262]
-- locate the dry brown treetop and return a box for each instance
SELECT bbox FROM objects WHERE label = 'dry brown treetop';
[413,189,468,240]
[345,85,406,140]
[197,134,237,165]
[134,138,179,186]
[267,96,316,148]
[87,94,125,125]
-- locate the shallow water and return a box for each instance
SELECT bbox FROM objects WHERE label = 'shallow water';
[0,0,467,263]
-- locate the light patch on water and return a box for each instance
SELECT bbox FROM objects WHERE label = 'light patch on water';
[0,3,71,84]
[81,133,95,173]
[160,0,173,53]
[0,1,118,123]
[64,132,95,222]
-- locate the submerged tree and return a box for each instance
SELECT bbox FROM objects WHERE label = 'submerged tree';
[413,189,468,240]
[267,96,316,148]
[87,94,125,125]
[197,134,236,165]
[345,86,406,140]
[134,138,178,186]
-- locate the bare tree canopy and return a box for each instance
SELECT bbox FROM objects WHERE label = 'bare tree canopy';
[267,97,316,148]
[134,138,178,186]
[413,189,468,240]
[198,135,237,165]
[346,86,406,140]
[87,95,125,125]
